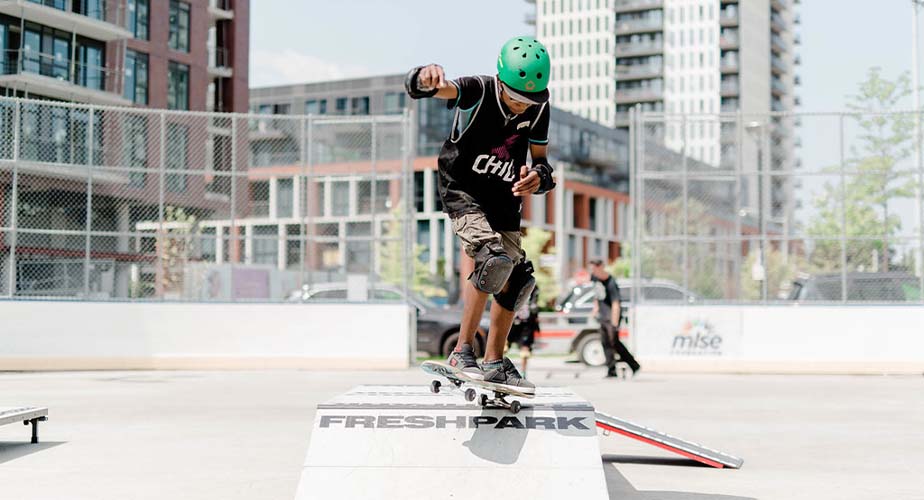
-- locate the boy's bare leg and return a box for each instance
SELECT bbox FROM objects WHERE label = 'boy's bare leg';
[456,277,491,350]
[484,299,516,361]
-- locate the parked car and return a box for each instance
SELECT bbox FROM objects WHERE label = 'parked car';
[538,279,697,366]
[787,272,921,302]
[289,283,489,357]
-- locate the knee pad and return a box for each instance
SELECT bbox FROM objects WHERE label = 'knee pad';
[494,261,536,312]
[470,242,514,294]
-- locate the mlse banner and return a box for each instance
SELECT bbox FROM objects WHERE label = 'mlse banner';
[634,305,924,364]
[635,306,743,358]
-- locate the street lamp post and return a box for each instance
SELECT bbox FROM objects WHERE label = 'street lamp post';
[745,121,767,300]
[914,1,924,286]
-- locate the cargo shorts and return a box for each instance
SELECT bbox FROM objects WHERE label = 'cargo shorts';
[451,211,525,264]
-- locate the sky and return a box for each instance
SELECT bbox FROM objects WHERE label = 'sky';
[250,0,921,112]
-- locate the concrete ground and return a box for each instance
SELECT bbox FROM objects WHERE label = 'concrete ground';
[1,359,922,500]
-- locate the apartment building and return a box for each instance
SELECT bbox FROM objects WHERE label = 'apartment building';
[244,74,632,290]
[0,0,249,297]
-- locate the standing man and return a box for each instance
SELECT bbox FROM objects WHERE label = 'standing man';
[589,259,641,377]
[404,36,555,394]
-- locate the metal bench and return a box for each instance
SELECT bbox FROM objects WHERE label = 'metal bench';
[0,407,49,444]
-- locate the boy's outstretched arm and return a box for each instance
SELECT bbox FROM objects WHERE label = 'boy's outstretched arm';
[405,64,458,100]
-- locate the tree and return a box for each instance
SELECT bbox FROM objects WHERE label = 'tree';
[807,68,917,272]
[158,206,199,298]
[377,203,445,298]
[521,227,558,308]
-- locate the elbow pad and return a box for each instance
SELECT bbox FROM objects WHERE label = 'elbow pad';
[529,157,556,195]
[404,65,439,99]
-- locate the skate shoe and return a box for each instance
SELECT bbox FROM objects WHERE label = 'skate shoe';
[447,344,484,381]
[482,357,536,395]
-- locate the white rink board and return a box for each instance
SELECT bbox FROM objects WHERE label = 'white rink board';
[635,305,924,367]
[0,301,411,370]
[295,385,608,500]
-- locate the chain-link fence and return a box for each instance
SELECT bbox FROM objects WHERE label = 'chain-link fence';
[631,110,924,304]
[0,97,415,302]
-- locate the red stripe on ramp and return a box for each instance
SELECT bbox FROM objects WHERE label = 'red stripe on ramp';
[596,421,725,469]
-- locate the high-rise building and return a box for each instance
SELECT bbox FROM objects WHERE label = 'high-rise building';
[532,0,799,241]
[532,0,799,127]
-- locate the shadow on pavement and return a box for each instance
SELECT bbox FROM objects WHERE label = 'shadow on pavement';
[0,441,65,465]
[604,461,756,500]
[603,454,713,468]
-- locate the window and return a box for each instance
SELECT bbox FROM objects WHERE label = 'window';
[167,61,189,110]
[351,96,370,115]
[331,181,350,216]
[165,123,188,193]
[168,1,190,52]
[305,99,327,115]
[335,97,348,115]
[127,0,149,40]
[76,43,103,90]
[383,92,405,114]
[251,181,270,217]
[277,178,293,218]
[124,50,149,104]
[123,115,148,187]
[252,226,278,265]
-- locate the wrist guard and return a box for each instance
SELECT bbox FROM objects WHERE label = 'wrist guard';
[405,65,440,99]
[529,157,556,194]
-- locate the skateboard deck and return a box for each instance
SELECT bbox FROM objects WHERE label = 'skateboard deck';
[421,360,534,413]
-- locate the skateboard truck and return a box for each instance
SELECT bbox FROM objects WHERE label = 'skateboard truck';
[429,379,523,414]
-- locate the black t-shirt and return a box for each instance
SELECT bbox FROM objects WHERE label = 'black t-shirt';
[592,275,621,325]
[437,75,551,231]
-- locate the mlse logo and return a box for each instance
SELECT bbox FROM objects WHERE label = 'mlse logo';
[471,154,517,182]
[671,319,723,356]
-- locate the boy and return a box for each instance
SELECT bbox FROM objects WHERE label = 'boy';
[405,36,555,394]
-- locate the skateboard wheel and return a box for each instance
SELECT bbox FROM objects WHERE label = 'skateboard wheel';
[510,400,521,414]
[430,380,441,394]
[479,394,488,407]
[452,379,463,388]
[465,388,477,402]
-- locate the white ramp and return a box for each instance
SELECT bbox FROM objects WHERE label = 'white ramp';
[295,385,608,500]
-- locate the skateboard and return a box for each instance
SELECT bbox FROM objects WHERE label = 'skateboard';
[421,360,534,414]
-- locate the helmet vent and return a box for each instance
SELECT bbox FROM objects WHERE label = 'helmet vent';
[537,73,543,79]
[519,71,526,77]
[513,46,520,51]
[521,53,527,58]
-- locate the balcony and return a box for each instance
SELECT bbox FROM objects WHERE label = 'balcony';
[0,49,129,106]
[720,33,739,50]
[615,41,663,57]
[719,10,739,27]
[250,151,300,168]
[615,0,663,14]
[771,78,788,96]
[771,55,788,75]
[771,0,788,11]
[208,47,233,78]
[525,12,536,25]
[615,17,662,35]
[720,80,740,97]
[0,0,131,41]
[771,34,788,52]
[208,0,233,21]
[615,64,662,80]
[720,58,739,74]
[615,87,663,104]
[771,13,786,33]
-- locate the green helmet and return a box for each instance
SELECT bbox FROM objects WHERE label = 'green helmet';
[497,36,551,103]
